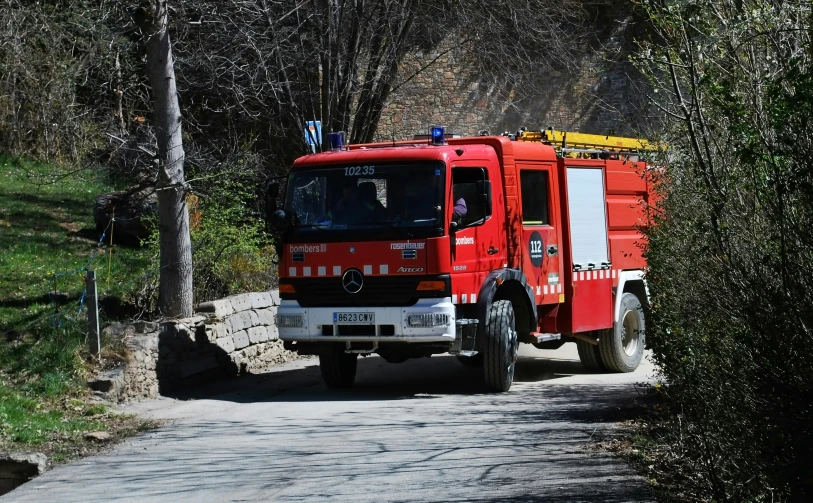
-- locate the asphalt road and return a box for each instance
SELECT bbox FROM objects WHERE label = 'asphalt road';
[7,345,657,502]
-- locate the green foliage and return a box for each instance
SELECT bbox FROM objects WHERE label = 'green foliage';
[0,384,106,446]
[190,202,276,304]
[637,1,813,500]
[134,157,277,309]
[0,155,150,451]
[0,155,151,334]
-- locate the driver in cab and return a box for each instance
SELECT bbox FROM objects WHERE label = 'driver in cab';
[330,180,384,225]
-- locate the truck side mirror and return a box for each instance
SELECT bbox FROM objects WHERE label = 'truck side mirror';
[271,209,290,230]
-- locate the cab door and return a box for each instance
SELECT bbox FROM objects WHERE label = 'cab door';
[517,163,564,307]
[449,161,506,305]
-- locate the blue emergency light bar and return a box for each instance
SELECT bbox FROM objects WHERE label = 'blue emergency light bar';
[430,126,446,145]
[329,131,346,151]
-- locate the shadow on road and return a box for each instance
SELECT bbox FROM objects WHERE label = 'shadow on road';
[166,353,635,408]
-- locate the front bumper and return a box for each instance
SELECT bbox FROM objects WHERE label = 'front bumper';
[277,297,456,343]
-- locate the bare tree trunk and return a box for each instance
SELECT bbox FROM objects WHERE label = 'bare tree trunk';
[138,0,193,318]
[114,50,126,132]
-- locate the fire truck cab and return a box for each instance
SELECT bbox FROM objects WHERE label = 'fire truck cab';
[271,127,652,392]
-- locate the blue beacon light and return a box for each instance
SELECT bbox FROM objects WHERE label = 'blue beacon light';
[430,126,446,145]
[329,132,345,151]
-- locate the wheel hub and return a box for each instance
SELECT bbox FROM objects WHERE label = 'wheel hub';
[621,310,640,356]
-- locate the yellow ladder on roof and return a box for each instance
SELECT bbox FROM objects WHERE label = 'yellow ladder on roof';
[517,127,655,154]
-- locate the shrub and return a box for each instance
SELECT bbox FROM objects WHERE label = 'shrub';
[638,1,813,500]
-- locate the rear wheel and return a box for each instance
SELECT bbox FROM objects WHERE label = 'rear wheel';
[598,293,645,372]
[319,346,358,388]
[482,300,518,392]
[576,334,605,372]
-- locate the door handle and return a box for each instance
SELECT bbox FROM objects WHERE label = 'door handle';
[547,245,558,257]
[488,246,499,255]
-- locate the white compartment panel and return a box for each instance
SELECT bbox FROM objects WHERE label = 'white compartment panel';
[566,167,609,269]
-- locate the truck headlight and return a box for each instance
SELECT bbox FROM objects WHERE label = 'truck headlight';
[406,313,450,328]
[276,314,304,328]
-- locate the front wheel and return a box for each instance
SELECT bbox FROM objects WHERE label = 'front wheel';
[319,346,358,388]
[482,300,518,392]
[598,293,645,372]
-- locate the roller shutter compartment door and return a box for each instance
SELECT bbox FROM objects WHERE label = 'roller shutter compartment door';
[566,167,609,270]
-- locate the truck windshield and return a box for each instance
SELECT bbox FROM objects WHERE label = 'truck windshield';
[283,162,446,240]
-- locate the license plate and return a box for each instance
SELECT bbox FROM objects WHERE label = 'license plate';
[333,312,375,324]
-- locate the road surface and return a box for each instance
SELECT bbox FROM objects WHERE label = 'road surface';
[7,345,657,502]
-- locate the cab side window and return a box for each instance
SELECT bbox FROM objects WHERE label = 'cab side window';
[520,170,550,225]
[452,167,490,227]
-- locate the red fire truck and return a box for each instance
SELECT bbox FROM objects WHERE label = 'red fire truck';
[270,127,653,392]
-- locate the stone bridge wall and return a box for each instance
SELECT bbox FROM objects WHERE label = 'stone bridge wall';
[100,291,295,401]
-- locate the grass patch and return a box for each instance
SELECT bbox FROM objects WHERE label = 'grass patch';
[0,154,153,457]
[1,378,158,463]
[0,155,150,336]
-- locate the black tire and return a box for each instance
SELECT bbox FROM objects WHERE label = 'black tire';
[482,300,519,392]
[598,293,645,372]
[576,334,605,372]
[319,346,358,388]
[456,353,484,367]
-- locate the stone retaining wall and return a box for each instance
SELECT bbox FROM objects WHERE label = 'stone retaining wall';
[103,290,296,401]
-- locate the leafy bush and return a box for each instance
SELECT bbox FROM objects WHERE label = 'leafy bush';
[638,1,813,500]
[190,202,276,304]
[132,154,277,312]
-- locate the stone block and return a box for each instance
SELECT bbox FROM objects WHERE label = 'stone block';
[226,313,246,334]
[197,299,235,317]
[205,323,226,342]
[129,334,158,353]
[133,321,159,334]
[270,290,280,306]
[228,293,252,312]
[267,323,279,341]
[215,336,235,354]
[0,452,49,491]
[248,310,260,327]
[232,330,250,350]
[250,292,273,310]
[102,322,135,339]
[248,326,268,345]
[254,309,269,326]
[240,310,254,328]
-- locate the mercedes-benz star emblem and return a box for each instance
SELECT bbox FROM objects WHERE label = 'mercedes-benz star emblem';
[341,268,364,294]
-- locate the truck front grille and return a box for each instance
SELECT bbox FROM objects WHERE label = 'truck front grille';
[282,276,447,308]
